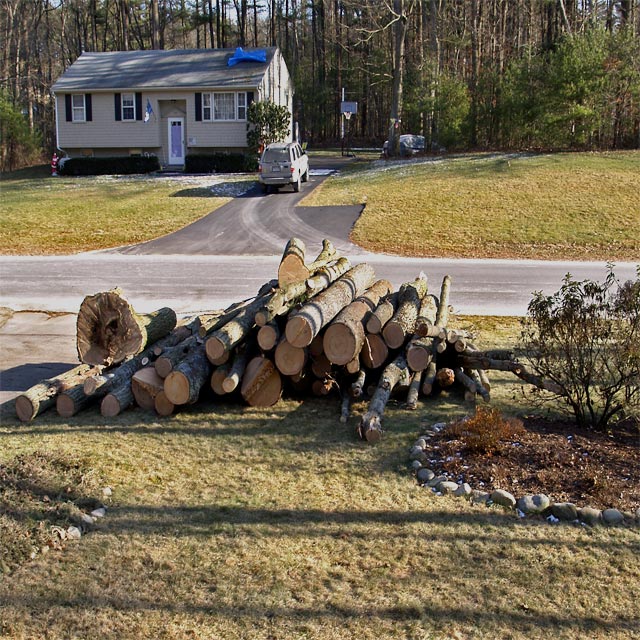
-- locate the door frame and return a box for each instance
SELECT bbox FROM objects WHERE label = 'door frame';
[167,117,185,165]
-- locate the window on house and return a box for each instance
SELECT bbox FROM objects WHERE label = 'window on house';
[122,93,135,120]
[72,94,86,122]
[201,92,247,121]
[202,93,212,121]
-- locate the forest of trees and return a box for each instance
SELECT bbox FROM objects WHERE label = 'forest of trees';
[2,1,640,169]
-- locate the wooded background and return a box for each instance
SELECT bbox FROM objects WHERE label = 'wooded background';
[2,1,640,170]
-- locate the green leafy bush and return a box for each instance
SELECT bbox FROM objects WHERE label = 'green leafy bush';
[184,152,257,173]
[521,268,640,430]
[58,155,160,176]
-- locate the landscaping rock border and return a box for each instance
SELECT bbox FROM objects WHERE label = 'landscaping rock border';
[410,422,640,528]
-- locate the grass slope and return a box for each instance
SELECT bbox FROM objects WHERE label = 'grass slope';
[0,168,252,255]
[303,151,640,261]
[1,317,638,639]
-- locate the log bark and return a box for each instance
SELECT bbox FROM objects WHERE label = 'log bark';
[101,382,134,417]
[366,291,398,334]
[406,370,423,410]
[76,288,177,365]
[421,361,437,396]
[154,336,198,378]
[415,294,439,337]
[345,356,360,374]
[56,383,93,418]
[359,355,411,443]
[132,366,165,410]
[164,344,212,405]
[360,333,388,369]
[350,369,367,398]
[306,239,338,273]
[285,263,376,348]
[323,279,392,365]
[435,275,452,328]
[382,275,429,349]
[468,369,490,402]
[206,292,273,362]
[240,356,282,407]
[15,363,102,422]
[340,394,351,423]
[454,367,477,401]
[278,237,308,286]
[274,338,308,377]
[222,350,250,393]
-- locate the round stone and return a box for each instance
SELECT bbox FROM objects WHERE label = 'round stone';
[550,502,578,522]
[427,474,448,488]
[454,482,472,497]
[66,526,82,540]
[491,489,516,509]
[410,459,422,471]
[416,468,435,484]
[602,508,624,526]
[437,481,460,495]
[578,507,602,526]
[471,490,491,505]
[516,494,551,515]
[409,446,427,462]
[414,438,427,449]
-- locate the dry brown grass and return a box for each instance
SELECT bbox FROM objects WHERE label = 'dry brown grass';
[0,317,638,639]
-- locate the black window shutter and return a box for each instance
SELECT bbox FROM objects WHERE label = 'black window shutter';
[65,94,72,121]
[195,92,202,121]
[135,92,143,121]
[114,93,122,121]
[247,91,254,105]
[85,94,92,121]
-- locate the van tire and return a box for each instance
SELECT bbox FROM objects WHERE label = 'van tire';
[293,176,301,192]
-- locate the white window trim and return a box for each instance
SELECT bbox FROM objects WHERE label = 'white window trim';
[201,92,247,122]
[72,94,86,122]
[121,93,136,121]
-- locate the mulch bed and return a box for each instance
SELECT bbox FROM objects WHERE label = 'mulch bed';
[426,417,640,513]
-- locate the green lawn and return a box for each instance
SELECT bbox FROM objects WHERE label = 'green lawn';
[0,169,253,255]
[302,151,640,261]
[1,316,638,639]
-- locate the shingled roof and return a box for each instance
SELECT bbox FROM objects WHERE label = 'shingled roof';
[52,47,277,92]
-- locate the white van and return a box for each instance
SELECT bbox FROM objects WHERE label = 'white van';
[258,142,309,193]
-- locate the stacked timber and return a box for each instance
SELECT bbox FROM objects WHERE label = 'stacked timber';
[15,238,563,443]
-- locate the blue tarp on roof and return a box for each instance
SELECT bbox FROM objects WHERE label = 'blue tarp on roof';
[227,47,267,67]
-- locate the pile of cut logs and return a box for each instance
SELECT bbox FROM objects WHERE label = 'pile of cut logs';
[15,238,559,442]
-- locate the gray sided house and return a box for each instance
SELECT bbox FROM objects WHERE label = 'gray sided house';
[51,47,293,167]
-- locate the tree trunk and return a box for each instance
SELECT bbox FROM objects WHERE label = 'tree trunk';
[406,370,423,410]
[421,360,437,396]
[15,363,102,422]
[323,279,392,365]
[154,390,175,417]
[366,291,398,334]
[286,263,376,348]
[415,294,440,337]
[361,333,389,369]
[257,321,280,351]
[278,237,308,286]
[101,382,134,417]
[436,367,455,387]
[406,336,433,372]
[211,364,231,395]
[164,344,212,405]
[382,275,429,349]
[132,366,165,410]
[56,383,93,418]
[387,0,409,157]
[222,349,250,393]
[350,369,367,398]
[206,291,273,362]
[76,288,177,366]
[241,356,282,407]
[359,354,410,442]
[274,337,308,376]
[154,336,198,378]
[340,394,351,423]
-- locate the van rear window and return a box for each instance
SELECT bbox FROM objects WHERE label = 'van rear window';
[263,148,290,162]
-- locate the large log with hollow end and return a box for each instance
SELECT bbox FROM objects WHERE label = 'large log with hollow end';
[286,263,376,348]
[323,279,392,366]
[240,356,282,407]
[15,363,103,422]
[359,355,411,443]
[164,344,212,405]
[76,288,177,366]
[205,292,273,362]
[382,276,428,349]
[366,291,398,334]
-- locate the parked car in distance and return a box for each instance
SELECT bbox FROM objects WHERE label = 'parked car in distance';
[258,142,309,193]
[382,134,426,158]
